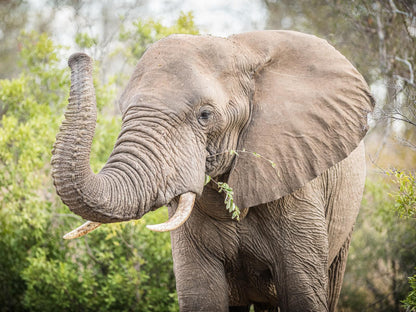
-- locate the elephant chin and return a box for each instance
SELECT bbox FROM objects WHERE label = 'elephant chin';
[62,192,196,239]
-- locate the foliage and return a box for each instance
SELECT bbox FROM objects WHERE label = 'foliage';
[205,149,280,221]
[404,274,416,311]
[19,211,177,312]
[75,32,99,50]
[339,176,416,311]
[0,31,68,311]
[0,0,29,78]
[119,11,199,63]
[204,175,240,220]
[391,171,416,218]
[0,11,200,310]
[217,181,240,221]
[389,171,416,311]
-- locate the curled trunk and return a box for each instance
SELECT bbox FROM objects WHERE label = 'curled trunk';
[51,53,141,222]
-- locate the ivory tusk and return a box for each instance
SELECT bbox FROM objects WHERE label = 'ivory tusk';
[63,221,102,239]
[146,192,196,232]
[63,193,195,237]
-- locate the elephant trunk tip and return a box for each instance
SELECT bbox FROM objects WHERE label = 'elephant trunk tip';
[68,52,92,69]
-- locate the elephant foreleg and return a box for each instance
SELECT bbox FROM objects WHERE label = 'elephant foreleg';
[272,192,329,311]
[170,226,229,311]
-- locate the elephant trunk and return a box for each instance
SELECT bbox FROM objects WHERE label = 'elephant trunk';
[51,53,142,223]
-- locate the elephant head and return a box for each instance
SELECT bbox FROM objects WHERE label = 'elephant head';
[51,30,374,236]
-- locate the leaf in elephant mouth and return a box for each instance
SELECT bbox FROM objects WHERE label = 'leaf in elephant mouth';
[204,174,241,221]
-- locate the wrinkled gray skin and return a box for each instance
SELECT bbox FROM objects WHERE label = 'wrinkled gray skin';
[52,30,374,311]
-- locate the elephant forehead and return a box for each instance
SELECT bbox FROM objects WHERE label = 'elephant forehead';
[119,36,237,113]
[140,34,238,77]
[121,70,229,110]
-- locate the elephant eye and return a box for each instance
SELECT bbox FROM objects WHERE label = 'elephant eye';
[200,110,211,119]
[198,109,212,126]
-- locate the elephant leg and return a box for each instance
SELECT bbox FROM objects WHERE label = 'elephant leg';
[327,232,352,311]
[170,226,229,311]
[270,190,329,311]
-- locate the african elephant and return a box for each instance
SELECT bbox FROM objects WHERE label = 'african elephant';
[51,30,374,311]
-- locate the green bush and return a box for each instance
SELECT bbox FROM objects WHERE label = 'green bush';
[392,171,416,219]
[0,32,69,311]
[120,11,199,63]
[391,171,416,311]
[20,212,177,312]
[404,274,416,311]
[339,176,416,311]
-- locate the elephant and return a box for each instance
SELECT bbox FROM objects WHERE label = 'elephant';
[51,30,374,311]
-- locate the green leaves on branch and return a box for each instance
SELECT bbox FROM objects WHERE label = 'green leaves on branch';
[238,149,278,169]
[119,11,199,63]
[390,171,416,218]
[217,181,241,221]
[75,32,98,49]
[229,149,239,156]
[204,174,211,185]
[205,149,279,221]
[205,175,240,221]
[404,274,416,311]
[389,170,416,310]
[216,149,278,171]
[338,177,416,310]
[0,31,73,312]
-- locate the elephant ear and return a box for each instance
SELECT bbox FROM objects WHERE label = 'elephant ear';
[227,31,374,209]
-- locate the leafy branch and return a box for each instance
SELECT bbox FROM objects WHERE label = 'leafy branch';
[205,175,240,221]
[205,149,278,221]
[209,149,278,171]
[390,170,416,218]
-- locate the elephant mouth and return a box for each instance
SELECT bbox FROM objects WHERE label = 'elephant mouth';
[63,192,196,239]
[205,157,216,173]
[205,147,221,174]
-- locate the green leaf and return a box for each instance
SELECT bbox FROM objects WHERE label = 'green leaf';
[75,32,98,49]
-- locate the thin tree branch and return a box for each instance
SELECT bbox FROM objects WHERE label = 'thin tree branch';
[395,136,416,152]
[394,56,415,86]
[389,115,416,127]
[388,0,410,17]
[83,235,107,272]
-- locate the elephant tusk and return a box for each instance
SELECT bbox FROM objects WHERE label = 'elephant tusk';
[63,221,102,239]
[63,193,195,237]
[146,192,196,232]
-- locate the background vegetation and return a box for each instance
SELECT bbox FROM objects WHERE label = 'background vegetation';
[0,1,415,311]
